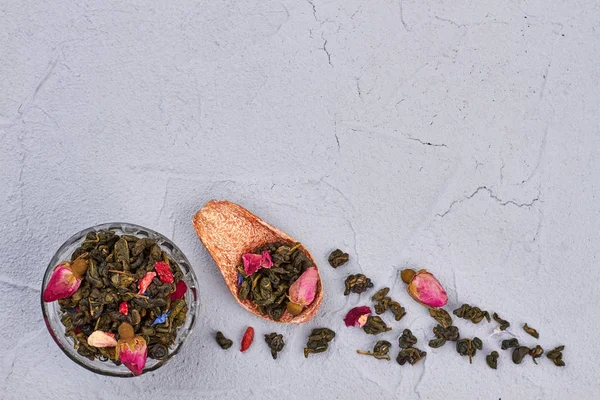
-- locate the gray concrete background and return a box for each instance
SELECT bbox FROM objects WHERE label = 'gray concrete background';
[1,1,599,399]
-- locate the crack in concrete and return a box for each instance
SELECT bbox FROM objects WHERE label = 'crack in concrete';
[0,277,39,292]
[17,53,60,122]
[346,219,364,274]
[398,0,410,31]
[413,356,427,399]
[519,110,554,185]
[321,33,333,66]
[158,178,171,223]
[306,0,317,22]
[407,136,448,148]
[437,186,540,217]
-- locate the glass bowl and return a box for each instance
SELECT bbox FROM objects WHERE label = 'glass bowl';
[41,222,199,377]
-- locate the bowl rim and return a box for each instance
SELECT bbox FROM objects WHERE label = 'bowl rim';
[40,222,199,377]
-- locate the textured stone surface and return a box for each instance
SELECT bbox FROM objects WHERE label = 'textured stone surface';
[1,1,599,399]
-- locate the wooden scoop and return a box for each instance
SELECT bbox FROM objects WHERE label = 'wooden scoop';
[193,200,323,324]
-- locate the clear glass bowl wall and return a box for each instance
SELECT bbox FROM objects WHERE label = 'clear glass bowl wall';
[41,223,199,377]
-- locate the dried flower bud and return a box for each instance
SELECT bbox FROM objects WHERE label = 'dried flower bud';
[117,322,147,376]
[401,269,447,308]
[42,262,86,302]
[87,331,118,348]
[287,267,318,315]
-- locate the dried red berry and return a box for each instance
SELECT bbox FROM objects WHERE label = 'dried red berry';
[154,261,174,284]
[240,326,254,352]
[119,301,128,315]
[170,280,187,301]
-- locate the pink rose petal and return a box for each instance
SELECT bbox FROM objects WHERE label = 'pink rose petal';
[42,264,82,302]
[242,253,263,275]
[260,251,273,269]
[88,331,118,348]
[408,271,448,308]
[288,266,318,306]
[344,306,372,327]
[118,337,147,376]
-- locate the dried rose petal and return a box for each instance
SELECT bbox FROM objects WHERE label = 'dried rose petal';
[137,272,156,295]
[242,251,274,276]
[42,263,82,302]
[117,323,147,376]
[344,306,372,327]
[88,330,118,348]
[403,269,448,308]
[286,267,318,316]
[170,280,187,301]
[242,253,263,275]
[260,251,273,268]
[154,261,174,284]
[119,301,128,315]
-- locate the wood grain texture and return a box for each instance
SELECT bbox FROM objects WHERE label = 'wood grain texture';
[193,200,323,324]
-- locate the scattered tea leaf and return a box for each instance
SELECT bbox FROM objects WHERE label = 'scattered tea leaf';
[389,301,406,321]
[492,312,510,331]
[546,345,565,367]
[215,331,233,350]
[512,346,530,364]
[371,287,390,302]
[501,338,520,350]
[344,274,374,295]
[523,323,539,339]
[428,324,460,348]
[304,328,335,358]
[429,308,453,328]
[374,296,391,315]
[453,304,491,324]
[396,347,426,366]
[328,249,349,268]
[529,345,544,364]
[398,329,418,349]
[486,351,499,369]
[456,337,482,364]
[363,316,392,335]
[264,332,285,359]
[357,340,392,361]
